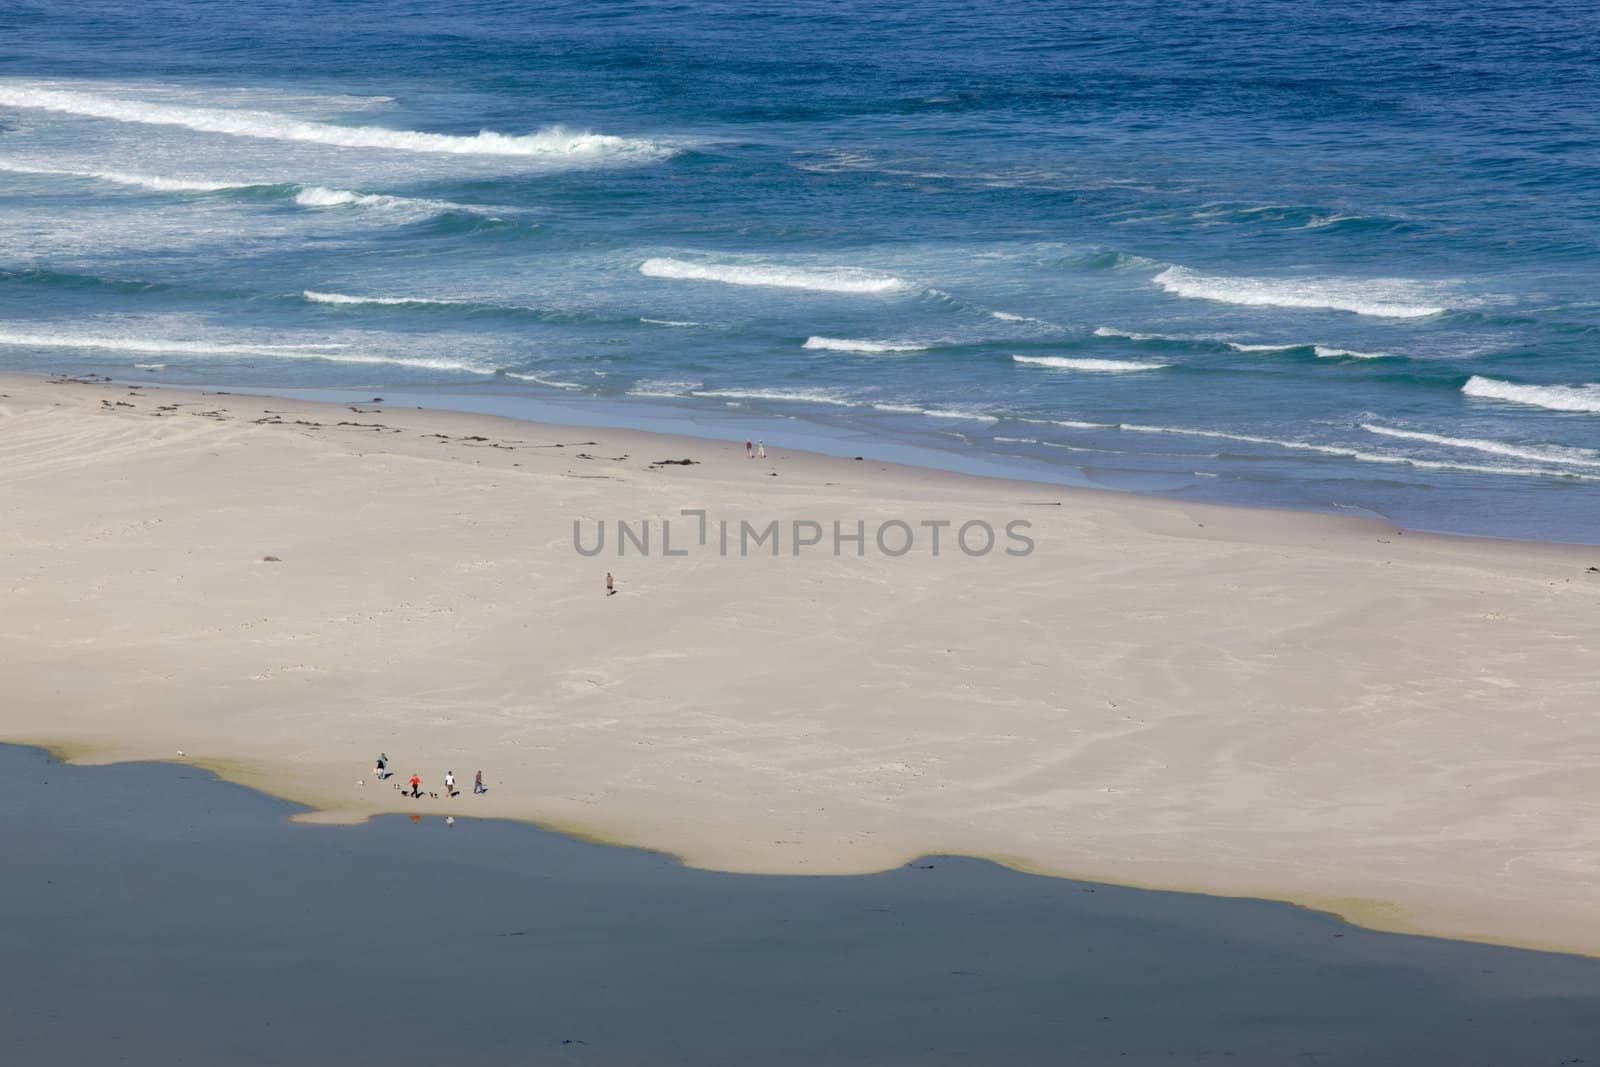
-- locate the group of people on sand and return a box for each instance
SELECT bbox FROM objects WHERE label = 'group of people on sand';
[374,753,484,799]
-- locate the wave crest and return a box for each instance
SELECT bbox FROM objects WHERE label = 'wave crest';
[1012,355,1168,372]
[1153,266,1448,318]
[0,162,494,216]
[640,258,907,294]
[1462,376,1600,413]
[803,336,926,353]
[693,388,860,406]
[1119,423,1597,480]
[0,84,673,161]
[303,290,461,307]
[1360,424,1600,468]
[870,403,998,421]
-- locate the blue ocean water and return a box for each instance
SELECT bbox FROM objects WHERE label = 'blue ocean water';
[1,0,1596,540]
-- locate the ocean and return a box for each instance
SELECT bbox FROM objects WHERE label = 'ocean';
[1,0,1596,541]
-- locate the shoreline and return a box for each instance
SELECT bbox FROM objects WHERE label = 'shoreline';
[117,376,1600,549]
[4,370,1597,957]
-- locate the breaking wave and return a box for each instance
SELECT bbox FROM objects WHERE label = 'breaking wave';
[303,290,461,307]
[1093,326,1165,341]
[0,84,673,161]
[1313,346,1390,360]
[1360,424,1600,468]
[803,336,927,353]
[289,186,483,213]
[991,311,1057,326]
[640,258,908,294]
[1152,266,1448,318]
[1095,326,1388,358]
[0,162,493,215]
[1012,355,1168,371]
[693,388,860,406]
[870,403,999,421]
[1461,376,1600,414]
[1117,423,1596,480]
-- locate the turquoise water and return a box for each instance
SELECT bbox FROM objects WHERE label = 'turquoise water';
[1,1,1596,540]
[6,745,1599,1064]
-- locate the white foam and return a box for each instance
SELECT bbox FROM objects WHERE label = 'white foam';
[1122,423,1363,452]
[1096,327,1388,358]
[1119,423,1596,480]
[1093,326,1162,341]
[0,84,672,161]
[1095,326,1261,349]
[1012,355,1168,372]
[133,363,166,371]
[0,160,243,192]
[1046,419,1117,430]
[1360,424,1600,469]
[640,258,907,295]
[1462,376,1600,414]
[0,162,491,214]
[294,187,389,208]
[639,318,701,327]
[1313,346,1389,359]
[0,329,487,374]
[1303,214,1364,229]
[290,186,483,213]
[870,403,998,422]
[304,290,460,307]
[693,388,859,406]
[627,379,702,398]
[803,336,926,354]
[504,372,584,390]
[991,311,1055,326]
[0,330,344,356]
[919,408,1000,422]
[1152,266,1448,318]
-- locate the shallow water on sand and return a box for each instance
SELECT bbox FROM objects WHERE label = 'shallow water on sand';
[2,744,1597,1065]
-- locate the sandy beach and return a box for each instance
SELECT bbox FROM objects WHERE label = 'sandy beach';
[3,371,1596,955]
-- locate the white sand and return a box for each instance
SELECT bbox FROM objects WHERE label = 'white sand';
[3,372,1597,954]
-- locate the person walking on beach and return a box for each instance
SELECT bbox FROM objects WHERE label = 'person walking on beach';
[409,773,421,799]
[606,571,616,596]
[474,770,485,795]
[757,440,766,459]
[445,770,457,797]
[745,439,753,458]
[375,753,388,779]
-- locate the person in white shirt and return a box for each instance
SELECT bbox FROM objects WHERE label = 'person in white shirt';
[444,770,457,796]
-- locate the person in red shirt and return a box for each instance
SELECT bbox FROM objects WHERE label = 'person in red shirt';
[409,773,421,798]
